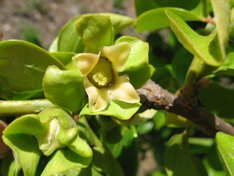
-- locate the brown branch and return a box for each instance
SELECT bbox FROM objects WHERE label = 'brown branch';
[137,80,234,136]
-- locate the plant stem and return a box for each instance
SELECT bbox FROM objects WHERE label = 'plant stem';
[182,57,207,99]
[0,99,54,117]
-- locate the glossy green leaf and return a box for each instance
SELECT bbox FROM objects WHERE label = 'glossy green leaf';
[0,40,64,99]
[68,136,93,158]
[41,148,91,176]
[211,0,231,58]
[116,36,149,72]
[199,80,234,118]
[166,10,223,66]
[100,13,134,33]
[50,51,75,66]
[57,16,84,53]
[76,14,114,53]
[165,133,200,176]
[43,66,85,112]
[216,132,234,175]
[80,100,141,120]
[2,114,45,137]
[135,0,205,16]
[135,8,201,32]
[2,134,41,176]
[215,52,234,76]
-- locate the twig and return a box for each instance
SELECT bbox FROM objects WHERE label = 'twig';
[137,80,234,136]
[0,99,54,117]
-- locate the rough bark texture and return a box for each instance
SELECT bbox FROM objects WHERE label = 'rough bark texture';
[137,80,234,136]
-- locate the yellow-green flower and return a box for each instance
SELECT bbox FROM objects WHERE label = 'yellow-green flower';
[73,42,139,112]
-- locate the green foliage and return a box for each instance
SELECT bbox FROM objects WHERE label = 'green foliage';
[135,7,201,32]
[1,1,234,175]
[165,132,201,176]
[0,40,63,99]
[216,132,234,175]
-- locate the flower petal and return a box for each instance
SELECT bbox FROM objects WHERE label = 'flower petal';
[84,78,108,112]
[101,42,130,72]
[108,75,139,103]
[73,53,100,76]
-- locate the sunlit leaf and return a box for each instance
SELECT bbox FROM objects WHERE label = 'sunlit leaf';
[216,132,234,175]
[215,52,234,76]
[76,14,114,53]
[41,149,91,176]
[0,40,63,99]
[43,66,85,112]
[80,100,141,120]
[57,16,84,53]
[2,134,41,176]
[50,51,75,66]
[115,36,149,72]
[166,10,223,66]
[100,13,134,33]
[211,0,231,58]
[135,0,205,16]
[135,7,201,32]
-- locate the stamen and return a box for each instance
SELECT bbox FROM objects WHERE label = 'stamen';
[88,57,114,88]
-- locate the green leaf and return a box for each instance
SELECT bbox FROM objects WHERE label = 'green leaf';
[48,37,58,52]
[0,153,22,176]
[41,148,92,176]
[106,126,137,158]
[199,79,234,118]
[78,118,124,176]
[165,133,200,176]
[135,7,201,32]
[43,66,85,112]
[203,147,226,176]
[171,48,193,85]
[2,114,45,137]
[0,40,64,99]
[127,64,155,88]
[68,136,93,158]
[76,14,114,53]
[215,52,234,76]
[2,134,41,176]
[135,0,205,16]
[166,10,223,66]
[100,13,134,33]
[57,16,84,53]
[50,51,75,66]
[92,147,124,176]
[216,132,234,175]
[116,36,149,72]
[211,0,231,58]
[80,100,141,120]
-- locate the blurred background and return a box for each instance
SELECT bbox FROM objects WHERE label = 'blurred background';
[0,0,135,48]
[0,1,158,176]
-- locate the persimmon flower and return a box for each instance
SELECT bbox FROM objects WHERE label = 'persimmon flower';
[73,42,140,112]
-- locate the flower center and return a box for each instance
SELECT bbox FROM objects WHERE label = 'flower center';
[88,57,114,88]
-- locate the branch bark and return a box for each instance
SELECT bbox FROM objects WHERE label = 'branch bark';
[137,80,234,136]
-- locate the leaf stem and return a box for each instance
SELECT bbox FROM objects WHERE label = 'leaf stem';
[0,99,54,117]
